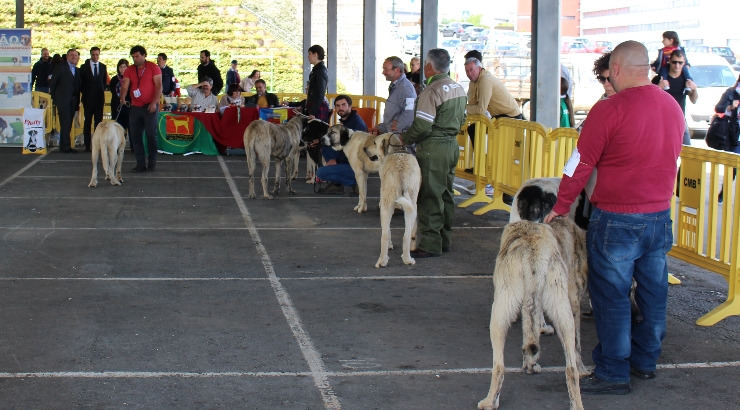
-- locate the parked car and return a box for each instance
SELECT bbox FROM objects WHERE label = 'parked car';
[465,27,489,43]
[402,33,421,55]
[686,46,737,65]
[458,41,486,56]
[681,53,738,138]
[592,41,614,53]
[441,22,463,38]
[439,38,461,61]
[561,42,590,53]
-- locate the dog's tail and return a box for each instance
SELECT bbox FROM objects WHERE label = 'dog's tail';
[395,196,415,215]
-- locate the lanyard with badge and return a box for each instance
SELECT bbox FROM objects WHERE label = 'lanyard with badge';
[133,65,145,99]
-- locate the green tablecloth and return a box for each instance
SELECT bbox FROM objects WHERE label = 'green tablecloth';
[154,112,219,155]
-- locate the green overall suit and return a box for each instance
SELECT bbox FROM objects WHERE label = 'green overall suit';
[401,73,467,255]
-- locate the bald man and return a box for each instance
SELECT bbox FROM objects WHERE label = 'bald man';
[545,41,684,394]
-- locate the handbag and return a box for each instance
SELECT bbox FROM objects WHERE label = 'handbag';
[705,114,731,151]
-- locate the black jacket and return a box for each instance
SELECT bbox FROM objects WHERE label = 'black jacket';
[79,60,107,107]
[715,87,740,114]
[306,61,328,116]
[31,57,53,90]
[197,62,224,96]
[161,65,175,96]
[245,92,280,108]
[49,62,81,108]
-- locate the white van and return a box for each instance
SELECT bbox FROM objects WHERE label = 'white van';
[683,53,738,137]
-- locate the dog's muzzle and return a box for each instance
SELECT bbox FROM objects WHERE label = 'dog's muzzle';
[363,147,379,161]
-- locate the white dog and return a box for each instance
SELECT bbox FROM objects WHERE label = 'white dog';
[244,116,305,199]
[478,218,586,410]
[363,134,421,267]
[321,124,395,213]
[88,122,126,187]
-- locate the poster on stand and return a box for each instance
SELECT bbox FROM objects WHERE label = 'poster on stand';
[0,29,32,145]
[22,107,45,154]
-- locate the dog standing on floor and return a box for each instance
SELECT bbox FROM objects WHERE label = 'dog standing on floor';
[320,124,395,213]
[363,134,420,267]
[88,122,126,187]
[478,217,586,410]
[244,116,305,199]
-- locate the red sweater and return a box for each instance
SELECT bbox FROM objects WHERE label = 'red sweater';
[553,84,684,215]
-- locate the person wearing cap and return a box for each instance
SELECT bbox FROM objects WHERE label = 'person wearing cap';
[157,53,176,97]
[226,60,241,90]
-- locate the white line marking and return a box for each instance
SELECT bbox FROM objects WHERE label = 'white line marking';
[0,226,500,231]
[0,151,50,189]
[0,275,492,282]
[2,361,738,379]
[217,156,341,409]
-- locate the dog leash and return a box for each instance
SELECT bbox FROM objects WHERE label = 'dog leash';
[115,101,131,122]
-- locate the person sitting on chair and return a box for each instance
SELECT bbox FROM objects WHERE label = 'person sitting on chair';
[244,79,279,108]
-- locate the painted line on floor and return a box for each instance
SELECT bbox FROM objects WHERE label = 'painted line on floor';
[217,156,341,410]
[0,226,501,231]
[0,275,492,281]
[3,361,739,379]
[0,150,52,189]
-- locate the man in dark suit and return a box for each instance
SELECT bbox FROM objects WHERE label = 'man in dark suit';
[244,79,280,107]
[157,53,176,97]
[49,48,81,153]
[80,47,107,152]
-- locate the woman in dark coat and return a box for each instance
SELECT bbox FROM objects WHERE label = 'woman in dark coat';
[305,44,329,122]
[109,59,132,149]
[714,74,740,153]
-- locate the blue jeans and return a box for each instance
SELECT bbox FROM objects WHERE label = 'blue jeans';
[587,207,673,383]
[316,163,356,186]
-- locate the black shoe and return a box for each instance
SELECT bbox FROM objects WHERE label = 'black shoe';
[582,310,594,319]
[464,168,474,174]
[718,191,724,203]
[147,161,156,172]
[130,165,147,173]
[317,183,345,195]
[580,373,631,395]
[630,367,656,380]
[442,246,451,252]
[410,249,441,258]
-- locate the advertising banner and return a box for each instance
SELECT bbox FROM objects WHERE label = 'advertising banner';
[0,29,32,146]
[22,107,46,154]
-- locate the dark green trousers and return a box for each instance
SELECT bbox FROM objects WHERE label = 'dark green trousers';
[415,137,459,254]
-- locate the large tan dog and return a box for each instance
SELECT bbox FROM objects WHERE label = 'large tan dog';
[478,218,587,410]
[320,124,394,213]
[88,121,125,188]
[363,134,421,267]
[244,116,304,199]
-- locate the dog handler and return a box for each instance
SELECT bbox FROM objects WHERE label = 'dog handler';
[399,49,466,258]
[545,41,683,394]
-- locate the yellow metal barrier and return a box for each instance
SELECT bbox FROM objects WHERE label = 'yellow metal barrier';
[670,146,740,325]
[544,127,580,178]
[457,115,494,208]
[31,91,54,134]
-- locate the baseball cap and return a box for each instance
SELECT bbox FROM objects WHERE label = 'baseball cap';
[231,60,237,64]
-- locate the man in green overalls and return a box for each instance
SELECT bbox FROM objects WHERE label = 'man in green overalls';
[400,49,467,258]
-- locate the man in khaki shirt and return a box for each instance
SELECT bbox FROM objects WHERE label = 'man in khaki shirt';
[464,54,522,151]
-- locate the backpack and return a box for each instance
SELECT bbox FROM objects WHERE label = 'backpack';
[705,114,733,151]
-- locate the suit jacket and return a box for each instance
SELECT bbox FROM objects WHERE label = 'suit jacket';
[80,60,107,107]
[245,92,280,108]
[49,62,81,109]
[161,65,175,96]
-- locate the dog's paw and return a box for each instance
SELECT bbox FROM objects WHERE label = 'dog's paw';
[578,363,591,377]
[388,241,394,250]
[403,256,415,265]
[110,179,121,186]
[522,363,541,374]
[540,325,555,335]
[88,181,97,188]
[289,190,297,195]
[477,395,499,410]
[263,194,273,200]
[375,257,389,268]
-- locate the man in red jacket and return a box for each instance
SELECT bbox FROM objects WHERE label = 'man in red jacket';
[545,41,683,395]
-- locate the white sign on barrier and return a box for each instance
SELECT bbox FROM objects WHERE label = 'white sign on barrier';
[22,107,45,154]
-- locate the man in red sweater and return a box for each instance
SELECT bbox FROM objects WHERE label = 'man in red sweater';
[545,41,684,394]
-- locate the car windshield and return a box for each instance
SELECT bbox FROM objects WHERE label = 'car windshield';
[689,65,737,87]
[711,47,733,56]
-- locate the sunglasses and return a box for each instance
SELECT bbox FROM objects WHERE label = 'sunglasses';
[597,75,610,84]
[670,60,685,65]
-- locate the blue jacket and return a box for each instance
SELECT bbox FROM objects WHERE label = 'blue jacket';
[339,109,368,132]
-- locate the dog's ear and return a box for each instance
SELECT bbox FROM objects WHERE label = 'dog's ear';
[340,126,351,146]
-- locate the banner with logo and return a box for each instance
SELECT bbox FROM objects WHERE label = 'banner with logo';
[22,107,45,154]
[0,29,32,111]
[259,107,288,124]
[154,113,219,155]
[0,108,23,145]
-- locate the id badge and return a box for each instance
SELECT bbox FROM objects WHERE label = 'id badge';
[133,89,142,98]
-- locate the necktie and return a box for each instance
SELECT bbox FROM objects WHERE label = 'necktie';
[388,82,396,95]
[94,63,98,79]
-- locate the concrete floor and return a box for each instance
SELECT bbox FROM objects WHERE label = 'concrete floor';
[0,148,738,409]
